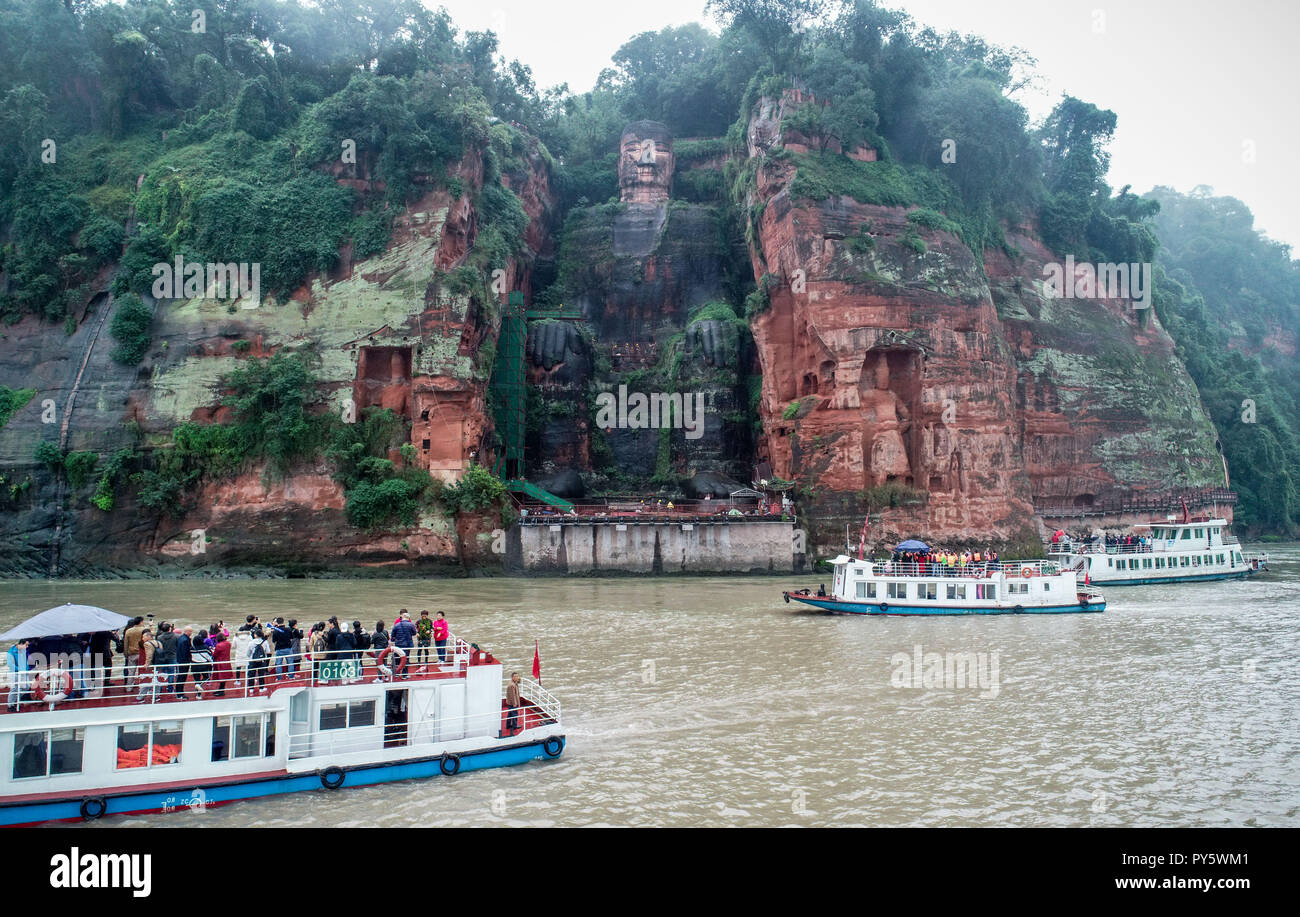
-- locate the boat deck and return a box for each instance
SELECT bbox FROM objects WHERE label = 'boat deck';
[848,560,1064,579]
[3,642,497,717]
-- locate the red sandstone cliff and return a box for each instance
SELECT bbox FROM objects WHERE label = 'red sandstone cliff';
[738,93,1224,546]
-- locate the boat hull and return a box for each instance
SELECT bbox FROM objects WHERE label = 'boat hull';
[0,734,565,828]
[1072,569,1252,587]
[786,594,1105,616]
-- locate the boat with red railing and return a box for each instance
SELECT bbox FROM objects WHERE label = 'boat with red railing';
[0,621,563,826]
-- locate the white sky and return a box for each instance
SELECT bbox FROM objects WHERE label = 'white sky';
[431,0,1300,253]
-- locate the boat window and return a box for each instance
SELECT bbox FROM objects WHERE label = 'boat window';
[213,714,276,761]
[233,715,263,759]
[212,718,230,761]
[1143,558,1153,569]
[11,728,83,779]
[117,721,182,769]
[1181,556,1189,567]
[1217,554,1225,564]
[856,581,866,598]
[1155,558,1164,568]
[319,703,348,731]
[864,582,876,599]
[1235,552,1243,563]
[919,583,937,600]
[291,691,308,723]
[319,700,376,730]
[1180,529,1191,539]
[985,585,997,600]
[887,582,907,599]
[1043,581,1051,592]
[946,584,967,600]
[350,701,376,728]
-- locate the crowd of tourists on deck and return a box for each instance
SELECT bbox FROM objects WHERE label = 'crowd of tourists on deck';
[1048,530,1153,553]
[4,608,452,710]
[884,548,1002,576]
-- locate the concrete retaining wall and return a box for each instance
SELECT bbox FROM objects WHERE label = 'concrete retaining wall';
[507,519,804,575]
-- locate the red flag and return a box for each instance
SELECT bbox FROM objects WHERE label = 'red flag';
[532,641,541,683]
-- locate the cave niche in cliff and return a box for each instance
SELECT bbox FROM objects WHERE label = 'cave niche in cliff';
[355,345,413,418]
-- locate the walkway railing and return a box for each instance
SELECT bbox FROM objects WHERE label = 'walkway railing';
[515,676,561,724]
[0,639,488,715]
[864,560,1062,578]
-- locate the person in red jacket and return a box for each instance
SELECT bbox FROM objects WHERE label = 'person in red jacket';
[432,612,450,664]
[209,632,233,697]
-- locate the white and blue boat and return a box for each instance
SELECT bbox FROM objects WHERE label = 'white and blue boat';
[784,556,1106,615]
[0,621,563,827]
[1045,516,1268,586]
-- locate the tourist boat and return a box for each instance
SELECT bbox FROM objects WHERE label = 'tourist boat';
[783,556,1106,615]
[1045,516,1268,586]
[0,631,564,827]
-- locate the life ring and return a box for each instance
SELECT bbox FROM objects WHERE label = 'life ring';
[33,669,72,702]
[878,602,889,613]
[79,797,107,820]
[440,753,461,776]
[320,766,345,789]
[783,593,790,604]
[1021,567,1035,578]
[543,736,564,758]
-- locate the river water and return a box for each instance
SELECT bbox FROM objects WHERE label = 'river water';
[2,544,1297,827]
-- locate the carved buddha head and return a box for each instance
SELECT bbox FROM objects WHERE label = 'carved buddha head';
[618,121,674,204]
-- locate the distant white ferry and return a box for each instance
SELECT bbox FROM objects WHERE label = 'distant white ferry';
[784,557,1105,616]
[1046,516,1268,586]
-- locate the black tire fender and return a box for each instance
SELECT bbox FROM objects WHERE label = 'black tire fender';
[320,766,345,789]
[80,797,107,820]
[440,753,461,776]
[783,592,790,604]
[543,736,564,758]
[878,602,889,613]
[1014,604,1024,614]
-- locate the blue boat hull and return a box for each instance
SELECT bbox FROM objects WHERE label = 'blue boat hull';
[787,595,1104,616]
[0,735,565,827]
[1086,570,1251,586]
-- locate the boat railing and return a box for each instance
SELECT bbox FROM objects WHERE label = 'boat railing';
[515,676,561,725]
[866,560,1062,578]
[1048,539,1233,555]
[1047,540,1155,555]
[0,636,496,715]
[284,700,556,761]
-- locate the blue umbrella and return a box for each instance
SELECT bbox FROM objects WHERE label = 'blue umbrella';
[894,539,930,552]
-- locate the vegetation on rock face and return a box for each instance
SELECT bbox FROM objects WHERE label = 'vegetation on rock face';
[328,408,436,530]
[108,293,153,365]
[0,386,36,429]
[0,0,544,320]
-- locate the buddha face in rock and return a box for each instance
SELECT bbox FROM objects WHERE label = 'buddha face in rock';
[618,121,674,203]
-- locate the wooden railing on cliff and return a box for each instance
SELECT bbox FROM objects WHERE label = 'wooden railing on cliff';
[1035,487,1237,519]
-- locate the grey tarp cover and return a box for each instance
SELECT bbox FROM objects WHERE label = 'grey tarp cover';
[0,604,130,641]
